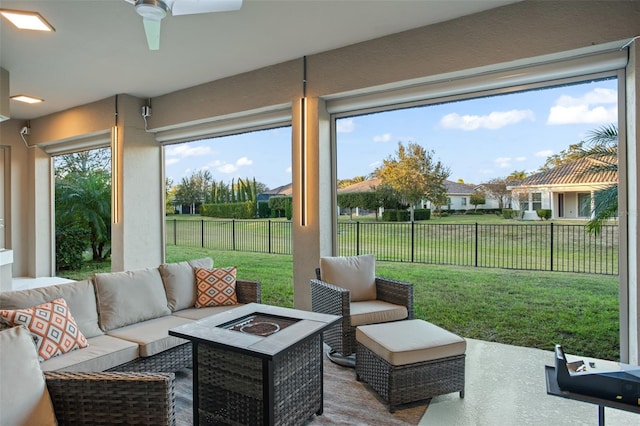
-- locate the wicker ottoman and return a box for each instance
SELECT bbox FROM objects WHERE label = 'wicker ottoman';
[355,319,466,412]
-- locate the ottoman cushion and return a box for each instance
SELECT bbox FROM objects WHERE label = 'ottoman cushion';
[356,319,466,366]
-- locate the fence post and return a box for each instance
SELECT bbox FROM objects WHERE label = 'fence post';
[232,219,236,251]
[411,221,415,263]
[201,220,204,248]
[356,221,360,255]
[475,222,478,267]
[268,220,272,254]
[173,219,177,245]
[550,222,554,271]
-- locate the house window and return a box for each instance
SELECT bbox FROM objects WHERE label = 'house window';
[533,193,542,211]
[578,193,591,217]
[461,197,467,206]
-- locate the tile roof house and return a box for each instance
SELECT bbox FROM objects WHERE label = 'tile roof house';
[337,178,501,214]
[507,156,618,220]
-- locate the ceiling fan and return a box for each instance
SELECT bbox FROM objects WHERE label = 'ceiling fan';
[125,0,242,51]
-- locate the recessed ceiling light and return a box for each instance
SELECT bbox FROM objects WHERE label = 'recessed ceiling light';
[11,95,44,104]
[0,9,55,32]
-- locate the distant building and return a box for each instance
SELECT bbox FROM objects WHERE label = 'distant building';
[257,183,292,202]
[507,157,617,220]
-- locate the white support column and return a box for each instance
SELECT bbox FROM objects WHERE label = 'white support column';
[292,97,333,310]
[621,42,639,364]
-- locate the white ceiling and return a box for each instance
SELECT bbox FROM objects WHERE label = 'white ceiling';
[0,0,519,120]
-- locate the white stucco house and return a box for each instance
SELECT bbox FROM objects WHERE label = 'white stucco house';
[507,156,617,220]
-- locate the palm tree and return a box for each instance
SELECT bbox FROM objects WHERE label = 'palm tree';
[578,124,618,235]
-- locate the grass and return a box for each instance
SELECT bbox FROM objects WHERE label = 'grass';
[58,243,620,361]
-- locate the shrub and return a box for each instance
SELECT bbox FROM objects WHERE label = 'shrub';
[268,196,292,218]
[257,201,270,218]
[382,209,397,221]
[536,209,552,220]
[414,208,431,221]
[502,208,517,219]
[465,210,484,215]
[201,201,256,219]
[397,210,410,222]
[56,225,90,271]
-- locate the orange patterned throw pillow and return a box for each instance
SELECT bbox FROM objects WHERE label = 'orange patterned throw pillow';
[0,298,88,362]
[195,267,238,307]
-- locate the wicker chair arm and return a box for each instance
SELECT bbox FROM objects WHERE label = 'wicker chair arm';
[45,371,176,425]
[375,276,414,319]
[236,279,261,304]
[310,278,350,318]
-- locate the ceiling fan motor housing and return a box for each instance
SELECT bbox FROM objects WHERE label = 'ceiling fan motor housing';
[135,0,169,20]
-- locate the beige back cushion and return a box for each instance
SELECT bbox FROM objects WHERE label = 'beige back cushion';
[0,326,57,426]
[320,254,376,302]
[0,280,103,338]
[159,257,213,311]
[94,267,171,331]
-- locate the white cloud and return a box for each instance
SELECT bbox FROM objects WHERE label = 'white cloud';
[535,149,554,157]
[373,133,392,142]
[368,160,381,169]
[165,158,180,166]
[236,156,252,166]
[515,156,526,162]
[212,157,253,174]
[337,118,355,133]
[166,145,213,157]
[546,88,617,125]
[285,166,292,173]
[439,109,535,131]
[495,157,512,168]
[218,164,238,174]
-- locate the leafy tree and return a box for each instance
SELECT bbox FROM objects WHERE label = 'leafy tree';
[375,142,450,221]
[577,124,618,235]
[337,176,367,188]
[470,191,486,211]
[538,142,586,173]
[507,170,527,182]
[54,149,111,178]
[55,169,111,261]
[165,177,175,215]
[480,177,512,209]
[54,148,112,267]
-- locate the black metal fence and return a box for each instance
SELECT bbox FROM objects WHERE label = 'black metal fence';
[166,219,619,275]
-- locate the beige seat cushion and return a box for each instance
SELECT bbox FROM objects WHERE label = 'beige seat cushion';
[106,315,193,357]
[159,257,213,311]
[0,279,103,338]
[94,267,171,331]
[172,304,243,320]
[350,300,408,326]
[356,319,466,366]
[320,254,376,301]
[39,334,139,372]
[0,326,57,426]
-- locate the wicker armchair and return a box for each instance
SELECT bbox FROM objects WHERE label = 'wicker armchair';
[45,371,176,425]
[310,256,413,360]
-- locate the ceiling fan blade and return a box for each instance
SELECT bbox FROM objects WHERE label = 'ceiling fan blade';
[171,0,242,16]
[142,18,162,50]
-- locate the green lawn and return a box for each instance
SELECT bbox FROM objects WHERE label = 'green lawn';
[59,243,620,361]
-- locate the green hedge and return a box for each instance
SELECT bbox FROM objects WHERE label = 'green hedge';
[201,201,256,219]
[502,208,518,219]
[56,225,90,271]
[536,209,552,220]
[257,201,270,218]
[414,208,431,221]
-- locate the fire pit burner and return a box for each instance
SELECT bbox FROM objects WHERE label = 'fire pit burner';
[220,313,300,336]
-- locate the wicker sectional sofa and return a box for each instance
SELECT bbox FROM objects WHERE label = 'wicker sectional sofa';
[0,257,261,373]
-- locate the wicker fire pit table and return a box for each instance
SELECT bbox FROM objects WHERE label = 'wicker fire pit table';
[169,303,340,426]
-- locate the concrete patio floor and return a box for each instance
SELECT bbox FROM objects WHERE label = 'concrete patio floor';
[10,276,640,425]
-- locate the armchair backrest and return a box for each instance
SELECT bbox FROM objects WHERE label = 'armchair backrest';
[319,254,377,302]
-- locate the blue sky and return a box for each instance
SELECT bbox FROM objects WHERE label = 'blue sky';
[164,77,618,189]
